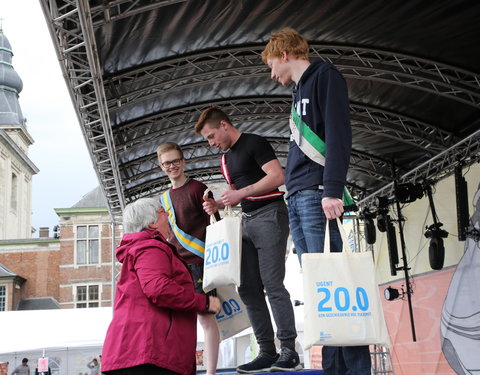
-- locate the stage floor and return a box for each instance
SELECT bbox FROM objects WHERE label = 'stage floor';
[199,369,323,375]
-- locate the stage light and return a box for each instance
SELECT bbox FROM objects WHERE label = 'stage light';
[423,182,449,271]
[361,208,377,244]
[429,236,445,270]
[377,214,387,233]
[377,195,390,209]
[384,287,401,301]
[395,183,424,203]
[365,217,376,244]
[395,183,411,203]
[410,183,424,201]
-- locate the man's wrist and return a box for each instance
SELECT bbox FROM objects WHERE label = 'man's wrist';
[322,197,343,204]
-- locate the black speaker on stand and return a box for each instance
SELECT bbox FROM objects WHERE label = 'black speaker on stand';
[455,163,469,242]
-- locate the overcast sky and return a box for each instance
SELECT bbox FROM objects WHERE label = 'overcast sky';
[2,0,99,235]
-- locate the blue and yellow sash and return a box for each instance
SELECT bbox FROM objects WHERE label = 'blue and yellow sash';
[160,190,205,258]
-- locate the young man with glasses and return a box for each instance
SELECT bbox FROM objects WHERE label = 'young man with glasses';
[156,141,220,375]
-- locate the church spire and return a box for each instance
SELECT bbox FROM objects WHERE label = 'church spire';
[0,29,25,126]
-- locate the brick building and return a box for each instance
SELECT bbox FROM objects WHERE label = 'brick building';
[54,186,119,308]
[0,186,119,311]
[0,237,60,310]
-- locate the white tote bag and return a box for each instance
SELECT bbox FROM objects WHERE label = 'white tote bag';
[302,218,390,349]
[215,285,251,340]
[202,205,242,293]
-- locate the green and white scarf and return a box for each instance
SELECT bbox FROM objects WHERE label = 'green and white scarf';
[289,104,355,207]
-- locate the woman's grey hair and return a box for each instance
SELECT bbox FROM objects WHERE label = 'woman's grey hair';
[122,197,162,233]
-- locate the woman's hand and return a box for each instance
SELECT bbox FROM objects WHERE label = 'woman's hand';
[208,296,221,314]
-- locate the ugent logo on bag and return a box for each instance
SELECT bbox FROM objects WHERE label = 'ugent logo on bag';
[315,281,372,318]
[205,239,230,268]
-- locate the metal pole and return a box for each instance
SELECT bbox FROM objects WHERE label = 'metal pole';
[394,195,417,342]
[111,221,116,311]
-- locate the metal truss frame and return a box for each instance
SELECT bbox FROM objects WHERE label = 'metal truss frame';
[312,45,480,108]
[117,98,450,189]
[357,128,480,208]
[40,0,126,220]
[40,0,480,219]
[128,167,226,201]
[113,98,292,148]
[89,0,186,27]
[350,104,459,154]
[103,45,480,110]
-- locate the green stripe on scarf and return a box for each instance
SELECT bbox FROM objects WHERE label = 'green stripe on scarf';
[291,105,355,207]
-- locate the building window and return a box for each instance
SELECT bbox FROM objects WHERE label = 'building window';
[0,286,6,311]
[11,173,18,211]
[76,225,99,265]
[76,285,99,308]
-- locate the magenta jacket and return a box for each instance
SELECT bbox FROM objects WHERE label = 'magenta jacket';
[101,229,208,375]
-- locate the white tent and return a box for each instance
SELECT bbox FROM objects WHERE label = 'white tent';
[0,307,112,354]
[0,308,112,374]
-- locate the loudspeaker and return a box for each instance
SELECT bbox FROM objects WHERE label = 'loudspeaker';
[455,165,469,241]
[386,221,399,276]
[429,236,445,270]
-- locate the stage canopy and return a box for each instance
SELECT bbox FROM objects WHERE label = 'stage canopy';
[0,308,112,354]
[39,0,480,219]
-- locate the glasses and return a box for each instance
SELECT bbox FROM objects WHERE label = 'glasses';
[161,158,183,168]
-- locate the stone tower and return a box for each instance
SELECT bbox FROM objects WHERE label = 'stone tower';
[0,29,39,239]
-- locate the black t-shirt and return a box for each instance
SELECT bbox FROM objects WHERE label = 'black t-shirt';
[225,133,284,213]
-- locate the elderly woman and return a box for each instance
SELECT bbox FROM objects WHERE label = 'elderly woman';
[102,198,220,375]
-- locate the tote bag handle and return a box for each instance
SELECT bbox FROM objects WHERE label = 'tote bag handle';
[324,217,351,254]
[203,187,234,224]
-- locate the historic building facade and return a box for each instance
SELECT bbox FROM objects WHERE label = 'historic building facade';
[0,30,38,240]
[0,30,118,311]
[55,187,119,309]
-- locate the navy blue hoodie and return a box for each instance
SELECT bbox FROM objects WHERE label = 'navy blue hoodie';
[285,59,352,199]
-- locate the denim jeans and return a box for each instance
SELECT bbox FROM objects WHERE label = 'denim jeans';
[287,189,343,265]
[288,189,371,375]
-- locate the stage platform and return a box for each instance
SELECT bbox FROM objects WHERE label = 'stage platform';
[199,369,323,375]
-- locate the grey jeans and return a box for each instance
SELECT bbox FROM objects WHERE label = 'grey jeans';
[238,200,297,352]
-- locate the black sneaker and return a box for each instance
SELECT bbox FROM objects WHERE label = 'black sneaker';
[237,351,279,374]
[270,347,302,372]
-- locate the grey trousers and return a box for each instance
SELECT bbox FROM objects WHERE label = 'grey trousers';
[237,200,297,352]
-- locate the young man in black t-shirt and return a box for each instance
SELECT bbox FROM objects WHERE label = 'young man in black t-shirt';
[195,107,301,373]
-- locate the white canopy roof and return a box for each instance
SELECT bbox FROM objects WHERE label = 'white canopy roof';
[0,307,112,354]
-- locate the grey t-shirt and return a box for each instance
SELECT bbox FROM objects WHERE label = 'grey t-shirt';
[11,364,30,375]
